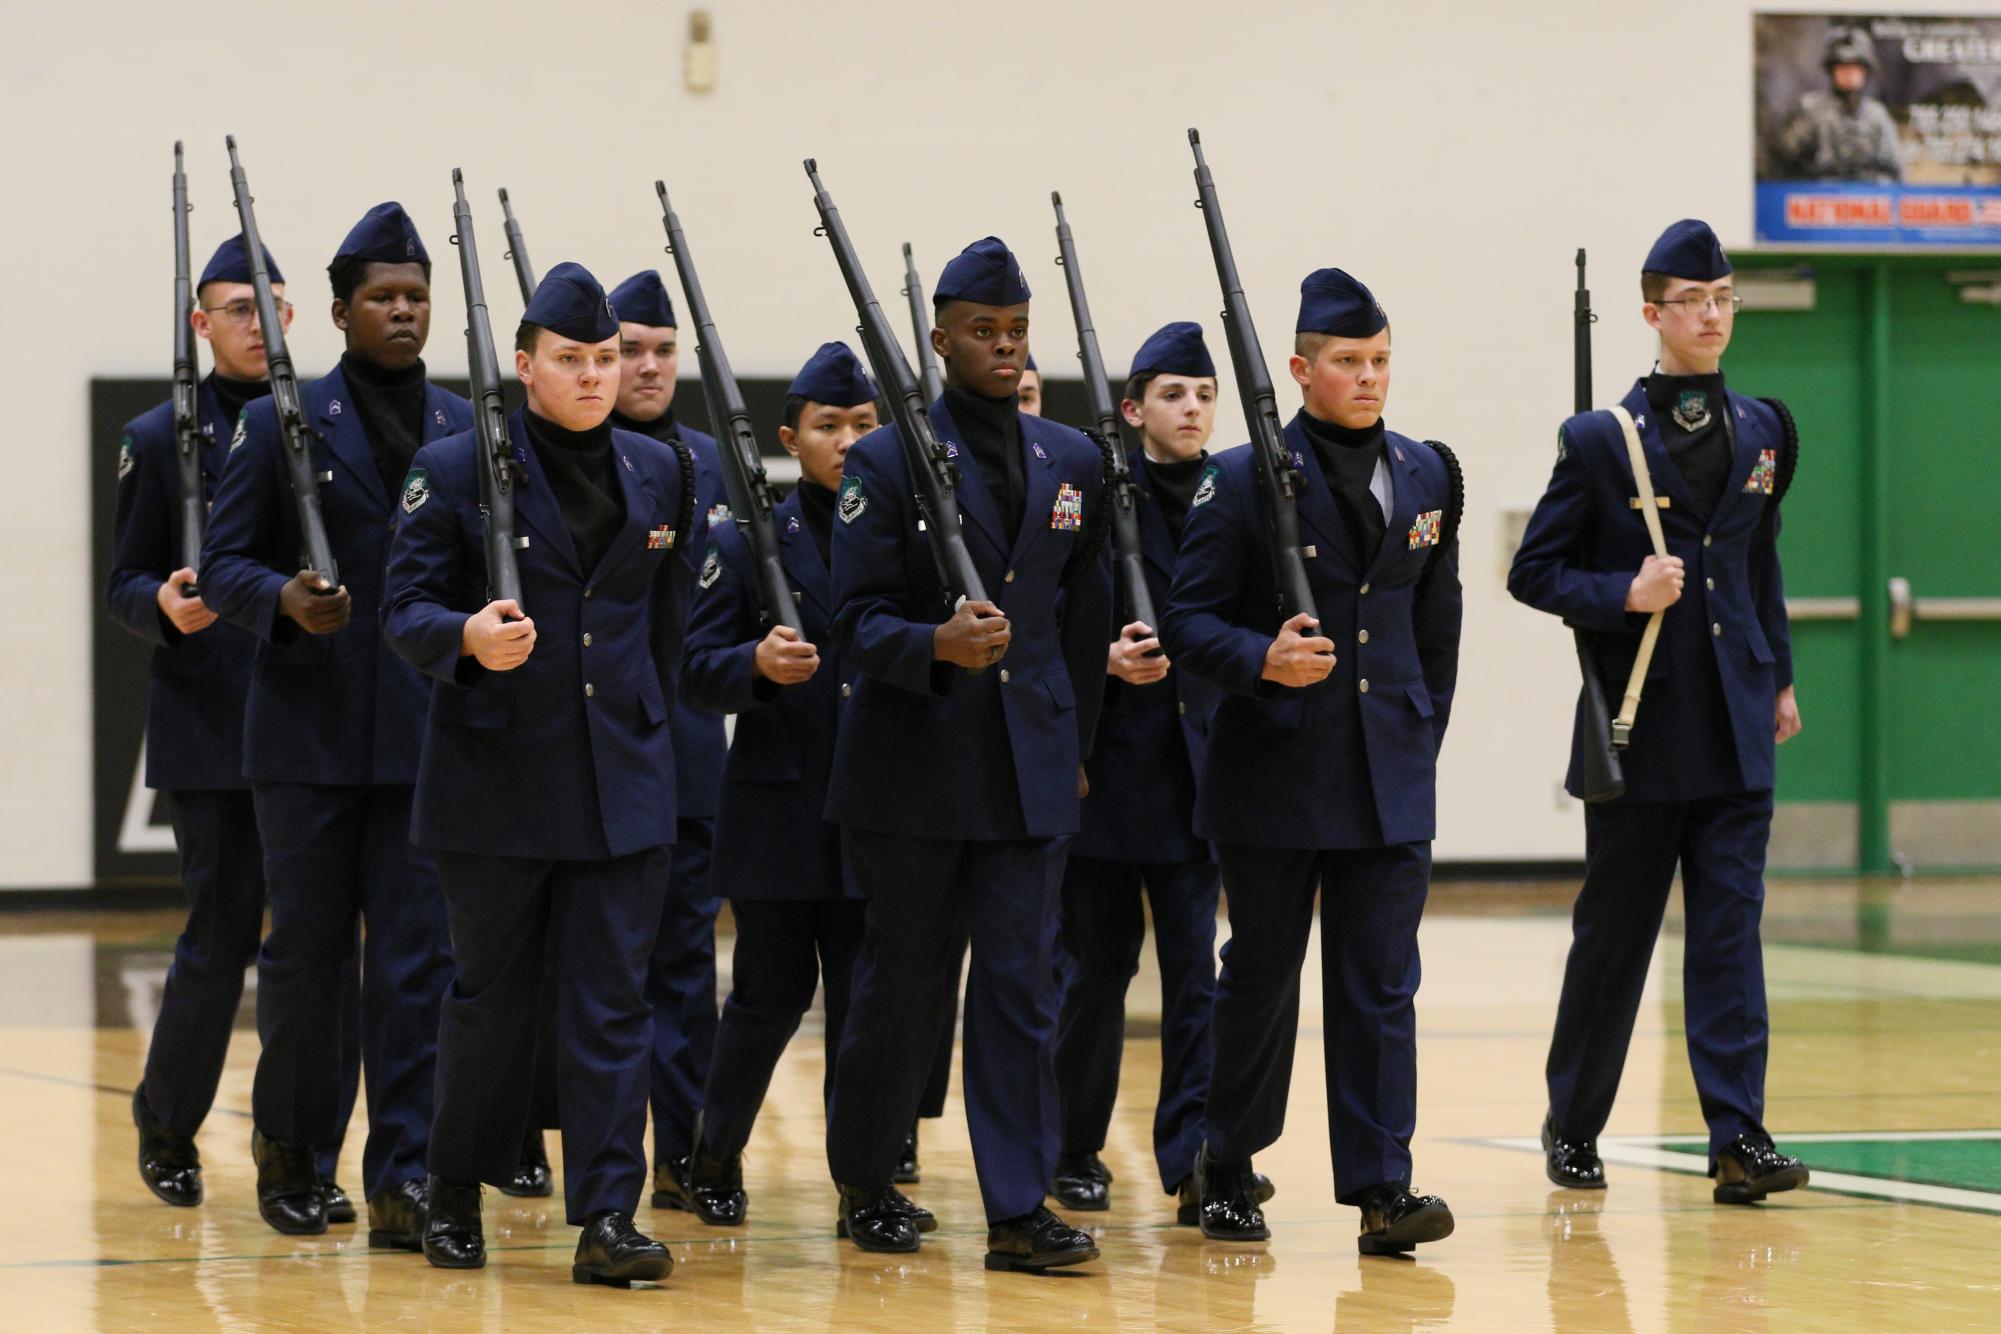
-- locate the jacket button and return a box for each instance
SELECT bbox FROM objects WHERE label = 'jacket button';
[584,683,595,698]
[1358,629,1370,644]
[841,684,851,698]
[1703,535,1713,548]
[1712,623,1722,637]
[582,632,592,647]
[1359,583,1371,596]
[999,669,1011,683]
[1706,577,1715,591]
[1178,701,1187,715]
[1359,678,1370,693]
[584,586,594,599]
[1004,569,1016,583]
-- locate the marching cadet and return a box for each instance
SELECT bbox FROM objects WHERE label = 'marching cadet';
[1161,269,1463,1255]
[111,237,361,1215]
[603,270,730,1213]
[822,237,1111,1271]
[382,263,696,1285]
[673,342,894,1227]
[1017,353,1043,417]
[202,204,468,1246]
[1051,322,1226,1217]
[1509,220,1808,1205]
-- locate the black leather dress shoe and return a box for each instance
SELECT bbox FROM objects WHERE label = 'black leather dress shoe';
[319,1179,356,1225]
[1174,1165,1275,1225]
[835,1183,921,1253]
[1356,1182,1455,1255]
[500,1129,553,1198]
[650,1153,694,1211]
[984,1205,1100,1272]
[367,1177,428,1251]
[422,1176,486,1270]
[684,1125,748,1227]
[1051,1151,1112,1211]
[1542,1114,1607,1190]
[894,1123,921,1185]
[132,1084,202,1207]
[573,1210,673,1287]
[1188,1144,1269,1241]
[252,1128,325,1236]
[886,1184,937,1233]
[1713,1134,1810,1204]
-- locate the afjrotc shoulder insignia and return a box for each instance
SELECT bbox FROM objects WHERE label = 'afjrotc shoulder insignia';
[1556,426,1569,463]
[231,412,249,452]
[1192,463,1220,508]
[117,436,135,479]
[1745,449,1777,494]
[838,474,867,523]
[699,546,722,589]
[401,467,430,514]
[1050,482,1084,531]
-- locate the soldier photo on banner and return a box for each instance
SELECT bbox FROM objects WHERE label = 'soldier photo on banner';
[1753,12,2001,244]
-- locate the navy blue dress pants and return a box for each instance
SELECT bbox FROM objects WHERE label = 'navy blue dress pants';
[648,815,720,1165]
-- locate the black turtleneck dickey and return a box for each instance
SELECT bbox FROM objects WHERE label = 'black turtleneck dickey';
[1146,452,1208,539]
[1645,371,1732,517]
[526,410,625,575]
[610,407,680,445]
[796,480,836,565]
[340,351,428,498]
[943,385,1026,538]
[1301,412,1388,561]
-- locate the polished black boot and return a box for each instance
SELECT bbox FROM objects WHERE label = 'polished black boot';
[650,1153,694,1212]
[1187,1143,1270,1241]
[894,1122,921,1185]
[252,1127,325,1236]
[1542,1113,1607,1190]
[319,1179,356,1225]
[1050,1151,1113,1211]
[366,1176,428,1251]
[422,1176,486,1270]
[684,1118,748,1227]
[1356,1182,1455,1256]
[835,1183,921,1253]
[500,1128,553,1198]
[573,1210,673,1287]
[984,1205,1099,1272]
[1713,1134,1810,1204]
[132,1083,202,1207]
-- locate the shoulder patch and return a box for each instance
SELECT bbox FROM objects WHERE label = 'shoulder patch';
[400,466,430,514]
[117,436,135,479]
[837,474,867,524]
[231,411,248,453]
[699,545,722,589]
[1191,463,1220,508]
[1556,426,1568,463]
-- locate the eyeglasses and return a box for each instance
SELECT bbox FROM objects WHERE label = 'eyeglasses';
[1653,293,1742,315]
[201,298,289,327]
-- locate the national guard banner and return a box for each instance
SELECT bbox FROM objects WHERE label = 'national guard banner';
[1755,13,2001,245]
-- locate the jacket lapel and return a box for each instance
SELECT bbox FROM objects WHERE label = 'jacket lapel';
[314,367,389,509]
[1365,434,1422,579]
[925,396,1010,562]
[774,491,831,617]
[593,437,658,577]
[1011,418,1063,561]
[1707,390,1763,532]
[508,409,582,576]
[1283,414,1361,575]
[197,376,231,482]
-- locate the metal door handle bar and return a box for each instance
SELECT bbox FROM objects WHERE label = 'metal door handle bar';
[1786,597,1860,620]
[1887,577,2001,638]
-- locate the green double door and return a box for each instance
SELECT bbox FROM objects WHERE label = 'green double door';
[1727,255,2001,873]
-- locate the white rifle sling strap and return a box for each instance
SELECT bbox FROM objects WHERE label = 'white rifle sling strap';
[1609,404,1669,748]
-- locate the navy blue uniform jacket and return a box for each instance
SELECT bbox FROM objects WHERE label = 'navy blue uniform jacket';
[200,365,472,786]
[826,397,1112,841]
[683,489,855,900]
[1508,379,1792,802]
[1162,415,1462,850]
[1073,448,1222,865]
[107,378,257,791]
[672,423,728,823]
[380,411,696,861]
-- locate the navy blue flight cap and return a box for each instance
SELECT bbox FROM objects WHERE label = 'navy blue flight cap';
[199,233,283,288]
[608,270,678,328]
[1129,321,1216,378]
[788,341,877,408]
[933,236,1030,308]
[1642,219,1732,281]
[523,262,620,343]
[1296,268,1388,337]
[333,202,428,265]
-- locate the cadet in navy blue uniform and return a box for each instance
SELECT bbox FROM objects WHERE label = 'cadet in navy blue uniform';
[383,263,694,1286]
[1162,269,1462,1255]
[672,343,894,1228]
[201,205,468,1246]
[1509,220,1809,1205]
[1050,323,1225,1217]
[601,270,730,1212]
[822,238,1111,1272]
[111,237,361,1215]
